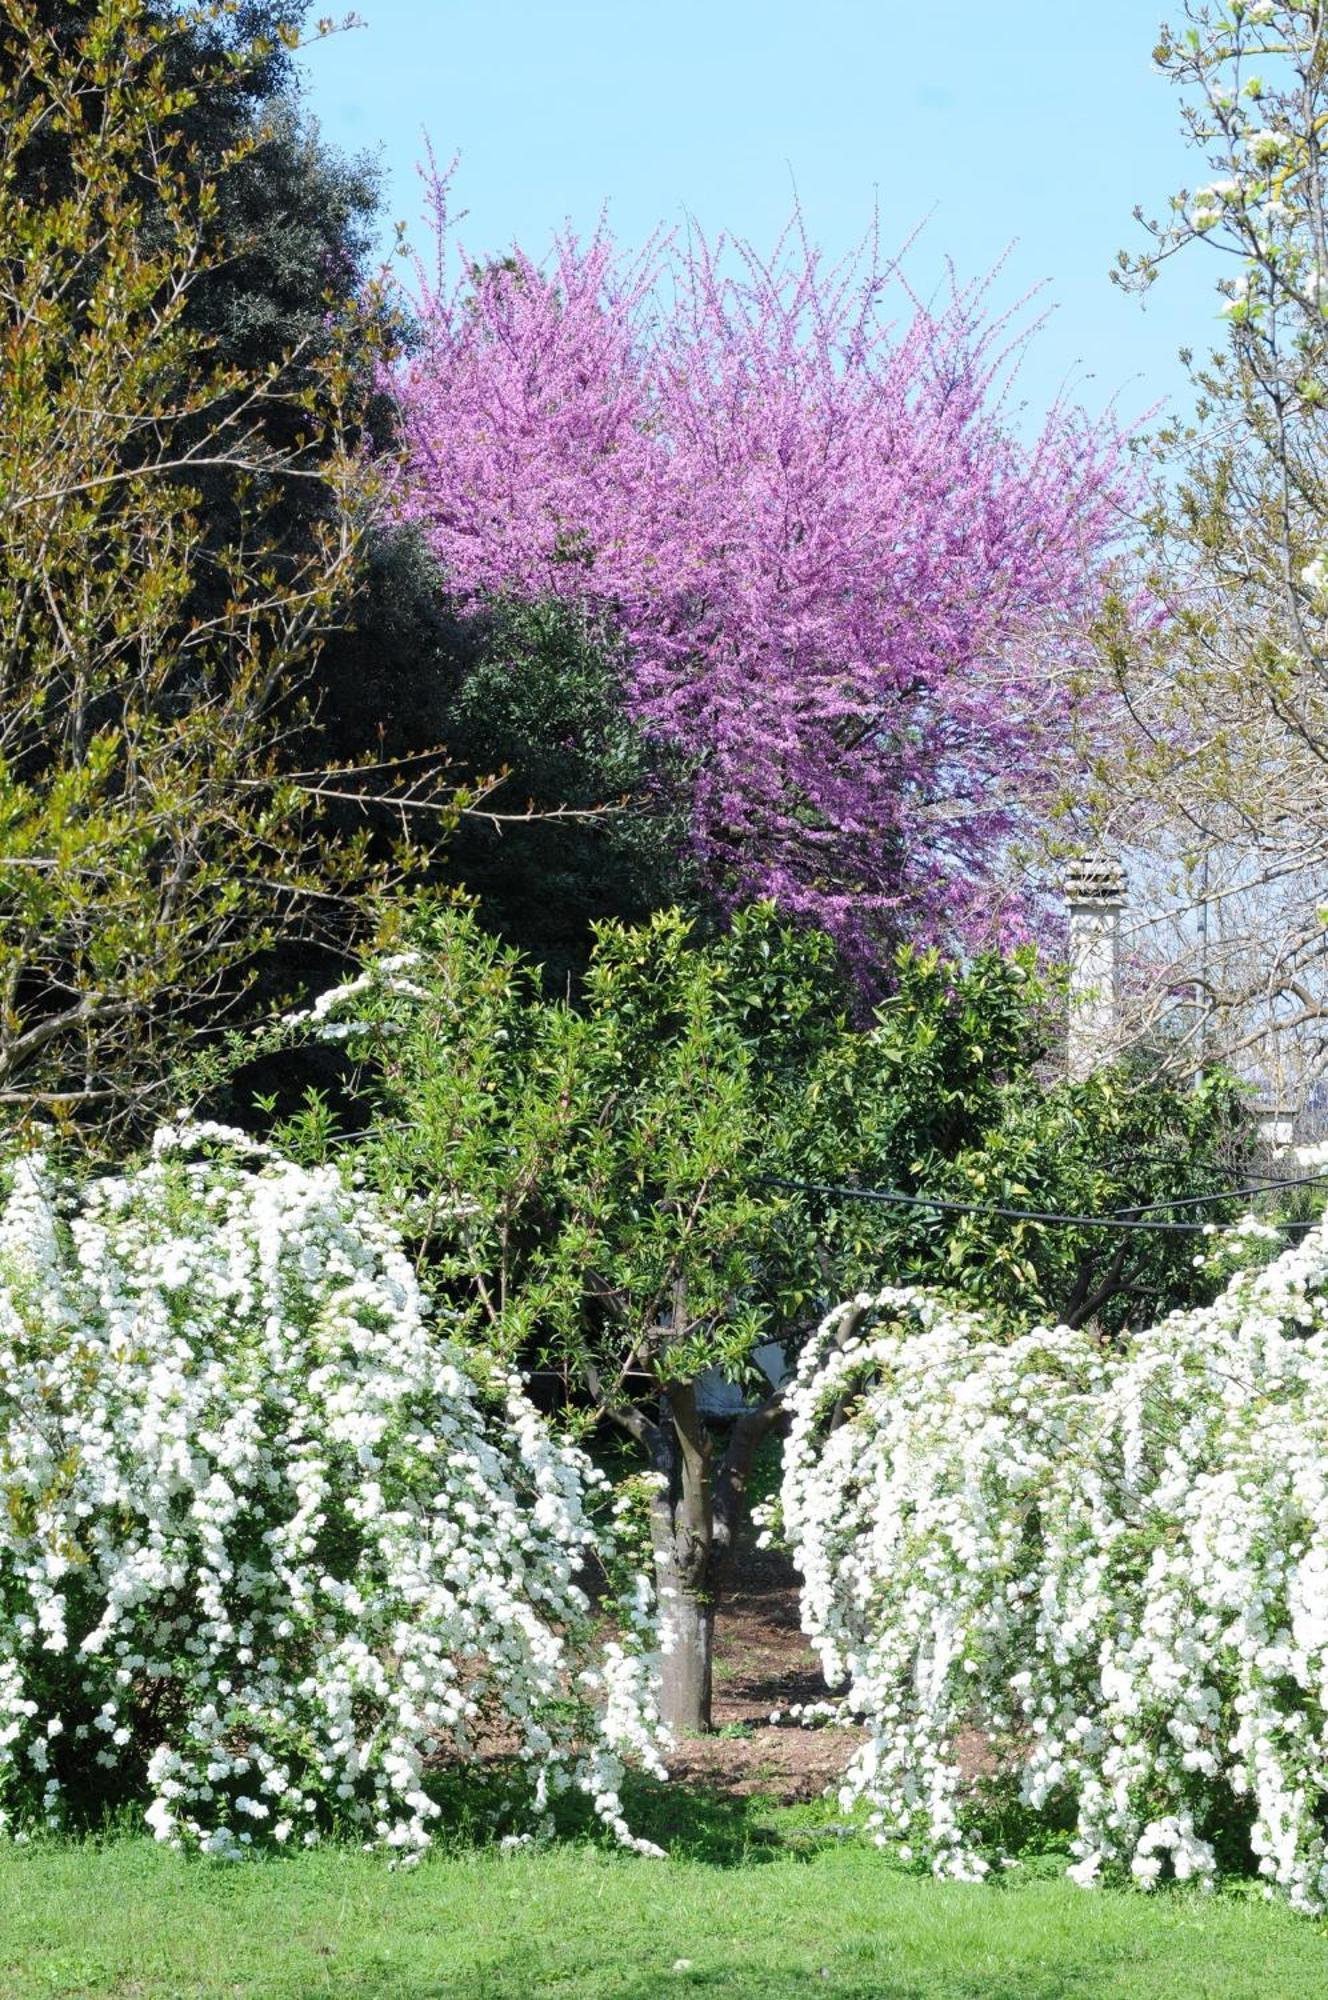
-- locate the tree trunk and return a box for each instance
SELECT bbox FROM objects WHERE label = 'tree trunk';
[647,1379,789,1736]
[589,1327,797,1739]
[653,1536,716,1736]
[650,1379,716,1736]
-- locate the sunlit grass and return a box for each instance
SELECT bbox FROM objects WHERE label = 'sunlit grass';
[2,1790,1327,1999]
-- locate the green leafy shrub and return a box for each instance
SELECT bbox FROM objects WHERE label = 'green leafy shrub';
[247,898,1260,1735]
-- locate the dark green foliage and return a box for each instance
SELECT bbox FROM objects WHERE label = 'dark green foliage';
[907,1063,1254,1336]
[316,574,701,983]
[438,600,700,985]
[308,528,458,763]
[167,24,389,586]
[756,946,1257,1337]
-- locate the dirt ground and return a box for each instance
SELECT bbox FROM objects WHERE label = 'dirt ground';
[664,1541,863,1803]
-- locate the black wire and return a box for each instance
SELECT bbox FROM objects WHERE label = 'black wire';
[754,1174,1323,1236]
[1111,1170,1328,1219]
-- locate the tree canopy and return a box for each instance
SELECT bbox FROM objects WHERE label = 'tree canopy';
[394,192,1133,980]
[261,898,1253,1732]
[1089,1,1328,1106]
[0,0,452,1135]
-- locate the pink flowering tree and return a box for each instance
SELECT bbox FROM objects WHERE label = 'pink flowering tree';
[393,191,1132,973]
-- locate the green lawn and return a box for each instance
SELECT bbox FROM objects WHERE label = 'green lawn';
[2,1797,1326,2000]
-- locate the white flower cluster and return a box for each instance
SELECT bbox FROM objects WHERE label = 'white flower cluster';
[777,1218,1328,1909]
[1190,178,1242,232]
[1245,127,1292,165]
[1191,1209,1285,1280]
[281,952,428,1041]
[0,1128,663,1859]
[1162,13,1328,310]
[1301,553,1328,601]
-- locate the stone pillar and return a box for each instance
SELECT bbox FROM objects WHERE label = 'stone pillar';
[1065,856,1126,1081]
[1258,1106,1295,1160]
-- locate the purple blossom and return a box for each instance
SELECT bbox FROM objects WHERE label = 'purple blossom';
[392,184,1132,976]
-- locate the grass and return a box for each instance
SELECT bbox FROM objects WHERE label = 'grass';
[2,1792,1327,1998]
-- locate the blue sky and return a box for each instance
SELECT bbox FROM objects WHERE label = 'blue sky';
[299,1,1222,432]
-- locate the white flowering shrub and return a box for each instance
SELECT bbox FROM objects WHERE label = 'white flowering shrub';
[778,1215,1328,1910]
[0,1126,662,1859]
[1192,1209,1287,1285]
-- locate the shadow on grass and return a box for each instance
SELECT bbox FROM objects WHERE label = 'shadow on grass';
[598,1977,1109,2000]
[38,1766,823,1876]
[614,1772,795,1865]
[526,1767,801,1865]
[424,1763,811,1866]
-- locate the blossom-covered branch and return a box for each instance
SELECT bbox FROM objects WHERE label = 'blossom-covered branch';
[393,185,1133,974]
[777,1208,1328,1909]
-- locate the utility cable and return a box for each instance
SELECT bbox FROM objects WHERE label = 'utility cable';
[754,1174,1320,1236]
[1110,1170,1328,1218]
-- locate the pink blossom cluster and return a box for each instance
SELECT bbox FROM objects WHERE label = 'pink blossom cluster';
[393,188,1131,970]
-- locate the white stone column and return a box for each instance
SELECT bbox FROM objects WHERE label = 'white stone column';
[1258,1107,1295,1160]
[1065,856,1126,1081]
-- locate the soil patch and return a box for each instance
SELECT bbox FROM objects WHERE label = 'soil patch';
[666,1539,863,1803]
